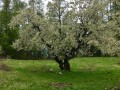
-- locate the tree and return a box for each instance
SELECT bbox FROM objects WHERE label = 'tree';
[0,0,12,56]
[10,0,120,70]
[9,0,88,70]
[87,0,120,56]
[0,0,27,58]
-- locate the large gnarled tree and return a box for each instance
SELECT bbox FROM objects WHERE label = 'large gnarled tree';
[10,0,120,70]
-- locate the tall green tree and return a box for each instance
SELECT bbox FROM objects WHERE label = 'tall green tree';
[0,0,12,56]
[0,0,26,57]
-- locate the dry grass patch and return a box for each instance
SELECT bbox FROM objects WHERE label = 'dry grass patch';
[0,63,11,71]
[49,82,72,88]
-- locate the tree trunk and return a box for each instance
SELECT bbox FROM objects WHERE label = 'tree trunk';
[55,56,70,71]
[63,59,70,71]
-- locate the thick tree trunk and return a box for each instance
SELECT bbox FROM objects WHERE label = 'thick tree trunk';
[63,59,70,71]
[55,56,70,71]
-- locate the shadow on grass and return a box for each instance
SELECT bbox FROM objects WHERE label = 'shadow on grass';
[14,65,120,89]
[0,63,12,71]
[1,58,120,90]
[0,61,119,90]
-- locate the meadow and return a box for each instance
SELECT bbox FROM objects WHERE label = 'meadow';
[0,57,120,90]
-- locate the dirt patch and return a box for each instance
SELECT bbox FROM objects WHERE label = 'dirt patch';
[49,82,72,88]
[114,86,120,90]
[31,65,54,73]
[0,63,11,71]
[117,61,120,65]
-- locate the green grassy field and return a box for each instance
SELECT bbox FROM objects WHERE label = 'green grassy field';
[0,57,120,90]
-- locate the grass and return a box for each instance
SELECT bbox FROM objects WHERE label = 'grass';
[0,57,120,90]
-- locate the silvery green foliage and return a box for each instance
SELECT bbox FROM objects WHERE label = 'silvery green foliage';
[10,8,47,51]
[75,0,120,56]
[88,22,120,56]
[10,0,120,57]
[10,7,78,57]
[87,12,120,56]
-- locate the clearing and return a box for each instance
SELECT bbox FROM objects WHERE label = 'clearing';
[0,57,120,90]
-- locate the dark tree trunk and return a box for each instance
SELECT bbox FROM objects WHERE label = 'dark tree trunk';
[63,59,70,71]
[55,55,70,71]
[55,56,64,70]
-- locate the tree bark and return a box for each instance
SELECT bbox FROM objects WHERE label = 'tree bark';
[63,58,70,71]
[55,55,70,71]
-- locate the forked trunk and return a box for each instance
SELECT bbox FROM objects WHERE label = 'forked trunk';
[55,56,70,71]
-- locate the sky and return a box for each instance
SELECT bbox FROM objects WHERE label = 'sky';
[21,0,54,7]
[0,0,71,12]
[21,0,71,8]
[21,0,71,13]
[21,0,53,13]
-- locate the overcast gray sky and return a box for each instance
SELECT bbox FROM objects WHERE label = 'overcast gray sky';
[21,0,52,13]
[21,0,53,7]
[21,0,70,7]
[21,0,71,13]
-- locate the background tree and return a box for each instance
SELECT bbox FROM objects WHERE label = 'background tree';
[0,0,26,58]
[87,0,120,56]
